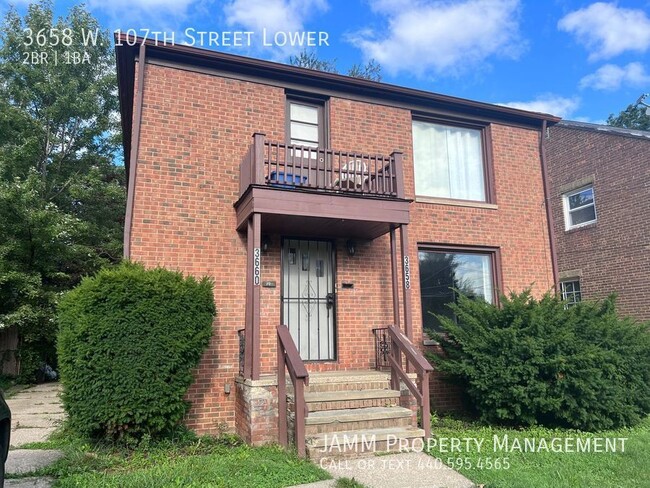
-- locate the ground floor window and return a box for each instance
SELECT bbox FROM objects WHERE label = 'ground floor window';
[560,280,581,307]
[418,246,499,334]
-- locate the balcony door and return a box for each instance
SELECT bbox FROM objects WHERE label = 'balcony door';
[281,239,336,361]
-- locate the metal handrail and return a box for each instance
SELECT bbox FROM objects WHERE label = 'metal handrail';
[387,325,433,438]
[277,324,309,457]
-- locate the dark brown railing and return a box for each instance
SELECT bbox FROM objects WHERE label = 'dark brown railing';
[277,324,309,458]
[240,133,404,199]
[387,325,433,439]
[372,327,391,371]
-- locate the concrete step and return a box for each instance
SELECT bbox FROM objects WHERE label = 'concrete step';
[305,406,414,435]
[303,389,400,412]
[306,426,426,461]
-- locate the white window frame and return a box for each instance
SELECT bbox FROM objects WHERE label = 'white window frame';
[562,185,597,230]
[560,280,582,307]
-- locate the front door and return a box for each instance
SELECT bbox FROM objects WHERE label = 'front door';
[282,239,336,361]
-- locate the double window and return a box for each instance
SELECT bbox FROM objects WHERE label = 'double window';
[412,120,490,202]
[562,185,596,230]
[418,247,499,333]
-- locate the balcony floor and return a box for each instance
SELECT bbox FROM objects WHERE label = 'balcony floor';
[235,185,410,240]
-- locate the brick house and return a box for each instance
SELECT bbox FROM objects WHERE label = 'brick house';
[115,38,558,456]
[546,121,650,322]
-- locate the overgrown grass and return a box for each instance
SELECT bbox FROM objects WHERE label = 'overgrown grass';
[427,413,650,488]
[18,427,331,488]
[335,477,367,488]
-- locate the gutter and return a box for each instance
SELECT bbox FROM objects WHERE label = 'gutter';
[123,42,146,259]
[539,120,559,290]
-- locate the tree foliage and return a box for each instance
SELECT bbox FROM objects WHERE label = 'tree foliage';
[289,50,382,81]
[58,263,215,441]
[0,1,125,380]
[606,104,650,130]
[431,290,650,431]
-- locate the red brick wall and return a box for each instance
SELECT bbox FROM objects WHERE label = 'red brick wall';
[129,61,554,433]
[546,125,650,322]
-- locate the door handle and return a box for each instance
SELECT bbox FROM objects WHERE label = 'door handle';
[326,293,335,309]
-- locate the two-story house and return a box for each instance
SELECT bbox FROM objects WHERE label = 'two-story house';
[115,37,558,458]
[546,120,650,322]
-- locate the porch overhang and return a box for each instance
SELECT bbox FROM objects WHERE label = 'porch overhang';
[235,186,410,240]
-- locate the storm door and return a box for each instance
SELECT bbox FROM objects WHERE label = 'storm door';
[281,239,335,361]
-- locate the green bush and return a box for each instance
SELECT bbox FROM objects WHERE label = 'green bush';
[57,262,215,440]
[431,290,650,431]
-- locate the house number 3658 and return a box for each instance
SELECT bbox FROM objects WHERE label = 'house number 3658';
[403,256,411,290]
[253,248,261,286]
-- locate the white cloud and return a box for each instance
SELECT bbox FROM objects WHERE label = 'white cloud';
[349,0,524,77]
[500,95,580,118]
[224,0,328,37]
[558,2,650,60]
[580,62,650,91]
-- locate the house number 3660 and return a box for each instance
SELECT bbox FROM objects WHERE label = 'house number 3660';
[403,256,411,290]
[253,248,261,286]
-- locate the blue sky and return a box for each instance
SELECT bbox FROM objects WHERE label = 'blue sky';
[4,0,650,122]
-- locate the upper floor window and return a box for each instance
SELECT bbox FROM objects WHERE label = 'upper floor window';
[563,185,596,230]
[287,99,325,148]
[412,120,487,202]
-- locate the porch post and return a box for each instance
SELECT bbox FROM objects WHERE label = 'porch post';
[400,224,413,340]
[245,213,262,380]
[389,228,400,328]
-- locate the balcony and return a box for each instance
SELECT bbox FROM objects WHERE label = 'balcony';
[235,133,410,240]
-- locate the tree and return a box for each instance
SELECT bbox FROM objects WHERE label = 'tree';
[607,104,650,130]
[289,50,382,82]
[0,1,125,380]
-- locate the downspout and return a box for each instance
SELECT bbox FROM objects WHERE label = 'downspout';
[539,120,559,291]
[123,42,147,259]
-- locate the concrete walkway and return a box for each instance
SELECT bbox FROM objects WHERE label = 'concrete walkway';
[4,383,65,488]
[290,452,475,488]
[6,383,64,447]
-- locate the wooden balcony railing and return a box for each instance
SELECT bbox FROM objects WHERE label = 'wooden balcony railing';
[387,325,434,438]
[240,133,404,199]
[277,324,309,458]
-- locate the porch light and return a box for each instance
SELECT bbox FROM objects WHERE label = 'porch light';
[346,240,356,257]
[262,235,271,252]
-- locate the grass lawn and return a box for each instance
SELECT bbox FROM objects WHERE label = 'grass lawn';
[427,414,650,488]
[21,430,332,488]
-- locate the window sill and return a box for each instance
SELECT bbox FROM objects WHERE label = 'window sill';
[565,221,597,233]
[416,196,498,210]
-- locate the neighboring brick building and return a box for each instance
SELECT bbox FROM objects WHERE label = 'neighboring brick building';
[546,121,650,322]
[115,38,557,455]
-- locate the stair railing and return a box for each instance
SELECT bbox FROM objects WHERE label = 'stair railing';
[277,324,309,457]
[387,325,434,438]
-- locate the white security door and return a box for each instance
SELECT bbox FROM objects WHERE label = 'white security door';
[282,239,335,361]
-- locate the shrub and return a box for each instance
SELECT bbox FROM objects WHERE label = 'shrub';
[431,290,650,431]
[57,262,215,440]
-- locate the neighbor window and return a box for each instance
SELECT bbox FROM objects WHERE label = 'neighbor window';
[412,120,487,202]
[560,280,581,307]
[563,185,596,229]
[418,248,497,333]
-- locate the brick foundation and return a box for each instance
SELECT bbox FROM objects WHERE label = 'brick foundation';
[235,375,278,445]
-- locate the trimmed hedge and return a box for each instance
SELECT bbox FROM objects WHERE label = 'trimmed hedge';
[57,262,215,440]
[431,290,650,431]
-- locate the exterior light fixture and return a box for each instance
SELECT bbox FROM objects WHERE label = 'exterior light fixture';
[262,235,271,252]
[346,240,356,256]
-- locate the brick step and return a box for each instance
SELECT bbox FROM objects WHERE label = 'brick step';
[302,389,401,412]
[306,426,426,461]
[304,406,414,435]
[304,371,392,393]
